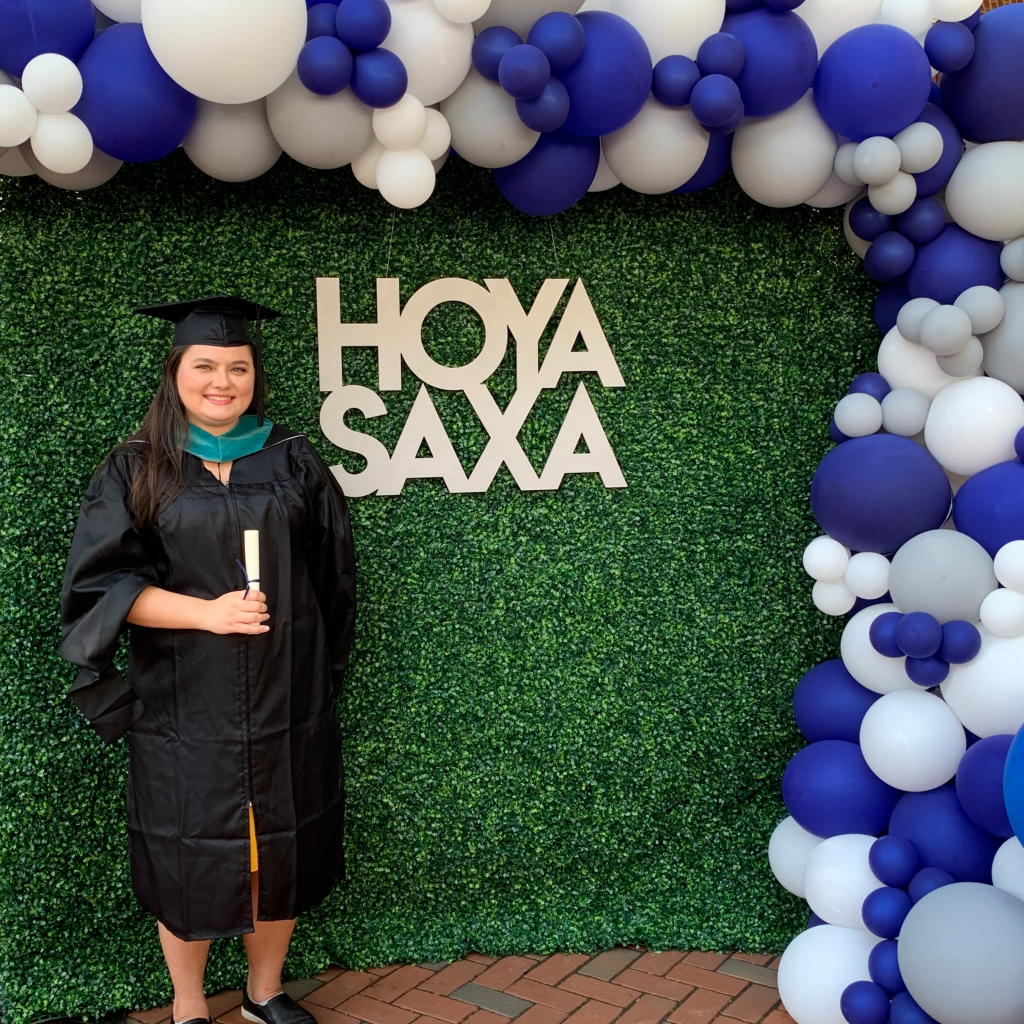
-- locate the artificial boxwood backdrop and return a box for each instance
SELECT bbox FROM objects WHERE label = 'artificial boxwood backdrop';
[0,154,875,1024]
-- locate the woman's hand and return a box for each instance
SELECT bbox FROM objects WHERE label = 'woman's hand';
[128,586,270,633]
[206,590,270,635]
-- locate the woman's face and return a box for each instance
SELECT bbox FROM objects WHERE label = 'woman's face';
[176,344,255,433]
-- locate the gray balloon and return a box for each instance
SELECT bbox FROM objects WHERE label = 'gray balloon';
[888,529,997,623]
[899,882,1024,1024]
[981,282,1024,394]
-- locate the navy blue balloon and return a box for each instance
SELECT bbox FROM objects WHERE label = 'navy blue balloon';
[875,281,911,335]
[889,991,939,1024]
[862,886,912,938]
[308,2,340,39]
[896,199,946,245]
[0,0,94,77]
[850,372,891,402]
[849,197,892,242]
[722,7,817,117]
[961,8,982,30]
[561,12,652,137]
[473,26,522,82]
[954,459,1024,556]
[912,103,963,197]
[706,102,744,136]
[350,48,407,108]
[782,740,901,838]
[691,74,743,128]
[74,24,196,164]
[336,0,391,52]
[925,21,975,73]
[493,128,600,217]
[527,12,585,73]
[928,79,943,107]
[939,620,981,664]
[840,981,890,1024]
[814,25,932,141]
[674,132,733,195]
[895,612,942,658]
[904,654,949,687]
[697,32,746,79]
[829,417,851,444]
[499,44,551,101]
[906,224,1004,306]
[811,434,952,555]
[1005,725,1024,843]
[870,835,920,888]
[870,612,904,658]
[767,0,806,9]
[907,865,956,903]
[807,912,826,927]
[793,660,880,744]
[1017,425,1024,461]
[889,783,1000,882]
[865,232,916,283]
[516,79,570,133]
[298,36,353,95]
[956,734,1013,838]
[869,940,905,996]
[726,0,762,10]
[652,55,701,107]
[941,5,1024,143]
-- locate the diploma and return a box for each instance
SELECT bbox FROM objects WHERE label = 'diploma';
[244,530,260,591]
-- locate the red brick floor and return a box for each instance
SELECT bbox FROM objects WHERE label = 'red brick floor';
[128,948,793,1024]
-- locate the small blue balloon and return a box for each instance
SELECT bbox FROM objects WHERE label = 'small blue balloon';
[928,79,944,107]
[792,659,880,744]
[726,0,762,10]
[956,734,1014,838]
[939,620,981,664]
[870,612,904,658]
[499,44,551,101]
[870,835,920,888]
[561,12,653,137]
[674,132,733,194]
[492,128,600,216]
[527,12,585,73]
[896,199,946,245]
[808,912,826,927]
[961,7,982,30]
[869,939,905,996]
[1005,724,1024,843]
[350,48,407,108]
[840,980,891,1024]
[865,232,916,283]
[705,102,744,136]
[849,198,893,242]
[336,0,391,52]
[912,103,963,197]
[814,24,932,141]
[850,372,891,403]
[516,78,570,133]
[308,2,340,39]
[0,0,94,77]
[895,611,942,658]
[473,26,522,82]
[907,865,956,903]
[1017,426,1024,462]
[767,0,806,9]
[862,886,912,939]
[690,74,743,129]
[925,21,975,73]
[696,32,746,79]
[904,653,950,687]
[652,55,701,107]
[722,7,817,117]
[298,36,353,95]
[889,991,939,1024]
[907,224,1004,305]
[954,459,1024,556]
[875,281,911,335]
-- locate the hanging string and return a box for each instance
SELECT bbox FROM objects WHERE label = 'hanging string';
[385,210,396,278]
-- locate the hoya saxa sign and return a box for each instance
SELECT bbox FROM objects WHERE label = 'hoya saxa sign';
[317,276,628,497]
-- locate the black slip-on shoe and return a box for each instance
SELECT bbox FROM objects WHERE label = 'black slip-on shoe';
[173,1018,210,1024]
[241,989,316,1024]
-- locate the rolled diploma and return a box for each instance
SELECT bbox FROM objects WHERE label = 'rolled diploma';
[244,530,260,588]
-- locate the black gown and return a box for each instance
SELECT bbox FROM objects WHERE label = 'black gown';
[60,426,356,940]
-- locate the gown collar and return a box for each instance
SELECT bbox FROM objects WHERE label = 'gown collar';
[184,415,274,463]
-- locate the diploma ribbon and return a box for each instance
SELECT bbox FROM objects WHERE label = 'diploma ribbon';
[235,558,254,600]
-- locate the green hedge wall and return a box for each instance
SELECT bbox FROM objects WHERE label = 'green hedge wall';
[0,153,876,1024]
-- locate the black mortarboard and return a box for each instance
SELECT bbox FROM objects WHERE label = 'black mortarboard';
[135,295,282,426]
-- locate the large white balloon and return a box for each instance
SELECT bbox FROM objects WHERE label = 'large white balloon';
[806,173,862,210]
[941,630,1024,737]
[94,0,142,21]
[267,73,374,170]
[945,142,1024,243]
[992,837,1024,904]
[931,0,983,18]
[0,85,38,148]
[434,0,491,23]
[30,112,93,174]
[474,0,584,38]
[376,147,436,208]
[440,68,539,168]
[769,817,823,898]
[733,92,837,209]
[841,604,917,695]
[605,0,726,62]
[981,282,1024,394]
[878,0,933,38]
[602,98,709,195]
[141,0,306,105]
[21,54,83,114]
[19,140,122,189]
[795,0,881,53]
[382,0,474,107]
[589,146,621,192]
[804,834,884,929]
[877,325,976,400]
[183,99,281,182]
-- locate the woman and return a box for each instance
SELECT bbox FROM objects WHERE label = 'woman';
[60,296,356,1024]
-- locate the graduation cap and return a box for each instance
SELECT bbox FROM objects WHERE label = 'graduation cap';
[135,295,282,425]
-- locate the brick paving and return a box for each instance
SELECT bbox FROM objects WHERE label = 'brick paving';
[128,948,793,1024]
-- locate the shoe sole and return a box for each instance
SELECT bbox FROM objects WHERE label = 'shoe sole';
[241,1009,264,1024]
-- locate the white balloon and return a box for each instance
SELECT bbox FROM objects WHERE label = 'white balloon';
[1002,238,1024,283]
[30,112,92,174]
[733,92,837,209]
[589,146,620,192]
[845,552,891,601]
[382,0,474,107]
[992,837,1024,904]
[936,336,984,378]
[980,589,1024,639]
[21,53,82,114]
[0,85,38,148]
[604,0,725,62]
[894,121,943,174]
[804,834,883,929]
[955,285,1005,336]
[474,0,583,37]
[804,536,850,582]
[995,541,1024,594]
[376,147,436,208]
[834,141,862,187]
[182,98,281,182]
[433,0,491,23]
[941,630,1024,736]
[602,97,709,195]
[878,0,933,37]
[19,140,122,189]
[842,603,917,695]
[897,297,940,345]
[844,191,871,258]
[352,140,385,188]
[868,170,917,215]
[878,325,974,400]
[0,146,33,175]
[806,172,862,209]
[374,94,428,151]
[419,108,451,161]
[981,282,1024,393]
[931,0,982,18]
[945,142,1024,243]
[267,73,373,170]
[924,377,1024,477]
[853,136,902,186]
[778,925,879,1024]
[919,304,973,356]
[93,0,142,21]
[440,68,538,168]
[834,393,883,437]
[770,817,824,898]
[813,579,858,616]
[796,0,882,52]
[882,387,931,437]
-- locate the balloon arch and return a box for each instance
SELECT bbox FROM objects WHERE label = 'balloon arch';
[3,1,1024,1022]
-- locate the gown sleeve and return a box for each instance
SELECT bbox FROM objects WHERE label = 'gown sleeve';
[59,449,160,744]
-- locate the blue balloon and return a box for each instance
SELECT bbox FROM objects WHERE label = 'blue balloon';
[954,459,1024,556]
[865,232,916,282]
[298,37,353,95]
[652,55,701,107]
[74,24,196,164]
[957,734,1013,838]
[1017,426,1024,461]
[0,0,94,76]
[862,886,912,939]
[925,21,975,73]
[722,7,817,117]
[889,991,939,1024]
[705,102,745,136]
[814,25,932,141]
[696,32,746,79]
[895,611,942,658]
[850,372,891,402]
[808,912,826,927]
[350,48,407,108]
[961,7,982,30]
[841,981,890,1024]
[726,0,762,10]
[492,128,600,216]
[561,12,652,137]
[939,620,981,664]
[907,865,955,903]
[516,78,570,133]
[674,132,733,195]
[912,103,963,198]
[875,281,911,335]
[499,44,551,101]
[830,417,851,445]
[940,5,1024,143]
[904,654,949,687]
[869,939,905,996]
[889,783,1000,883]
[308,2,340,39]
[895,199,946,245]
[793,660,880,744]
[527,12,585,73]
[928,79,943,107]
[1005,724,1024,842]
[811,434,952,555]
[870,835,920,888]
[783,740,901,838]
[690,74,743,129]
[906,224,1004,306]
[473,26,522,82]
[336,0,391,52]
[767,0,806,10]
[870,612,904,658]
[849,198,893,242]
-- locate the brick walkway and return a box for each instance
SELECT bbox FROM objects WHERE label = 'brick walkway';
[129,948,794,1024]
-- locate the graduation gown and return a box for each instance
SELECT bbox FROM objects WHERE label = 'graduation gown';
[59,426,355,940]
